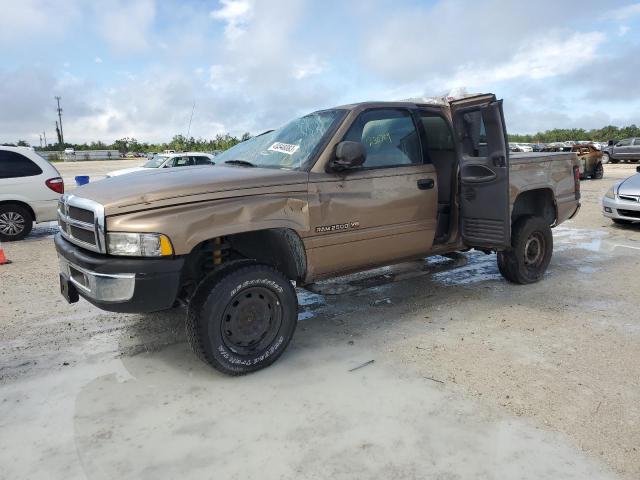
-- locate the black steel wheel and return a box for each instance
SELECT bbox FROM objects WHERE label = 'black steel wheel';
[497,215,553,284]
[0,204,33,241]
[221,286,283,355]
[186,261,298,375]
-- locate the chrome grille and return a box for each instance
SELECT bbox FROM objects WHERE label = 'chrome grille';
[57,195,106,253]
[619,194,640,203]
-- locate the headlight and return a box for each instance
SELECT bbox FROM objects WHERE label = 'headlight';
[604,186,616,199]
[107,232,173,257]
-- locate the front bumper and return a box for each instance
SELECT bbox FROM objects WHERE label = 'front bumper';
[602,196,640,222]
[55,233,185,313]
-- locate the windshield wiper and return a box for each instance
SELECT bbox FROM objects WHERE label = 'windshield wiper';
[224,160,256,167]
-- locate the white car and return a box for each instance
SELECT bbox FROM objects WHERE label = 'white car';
[509,143,533,152]
[0,146,64,241]
[106,152,216,177]
[518,143,533,152]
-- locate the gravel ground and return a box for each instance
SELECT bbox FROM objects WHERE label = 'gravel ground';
[0,162,638,479]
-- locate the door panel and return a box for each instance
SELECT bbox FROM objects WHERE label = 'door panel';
[615,139,632,159]
[306,165,438,277]
[303,107,440,278]
[451,96,510,248]
[632,138,640,158]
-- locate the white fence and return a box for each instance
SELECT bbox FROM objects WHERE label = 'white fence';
[38,150,120,161]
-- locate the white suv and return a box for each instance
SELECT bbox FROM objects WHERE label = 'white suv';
[0,146,64,241]
[106,152,215,177]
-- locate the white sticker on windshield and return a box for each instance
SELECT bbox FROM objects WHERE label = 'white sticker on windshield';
[268,142,300,155]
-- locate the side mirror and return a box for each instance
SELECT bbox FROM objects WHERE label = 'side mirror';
[331,141,366,171]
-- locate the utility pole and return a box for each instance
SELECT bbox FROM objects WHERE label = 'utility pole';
[39,134,43,148]
[43,131,47,147]
[54,96,64,145]
[186,102,195,148]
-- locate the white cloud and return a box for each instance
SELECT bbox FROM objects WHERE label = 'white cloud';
[608,2,640,21]
[0,0,82,47]
[210,0,252,42]
[618,25,630,36]
[2,0,639,143]
[449,32,605,87]
[293,56,326,80]
[98,0,156,53]
[94,57,103,64]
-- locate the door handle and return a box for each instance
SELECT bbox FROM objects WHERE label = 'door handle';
[417,178,434,190]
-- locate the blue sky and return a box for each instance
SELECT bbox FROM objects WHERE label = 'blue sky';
[1,0,640,144]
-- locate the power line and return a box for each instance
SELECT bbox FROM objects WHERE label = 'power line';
[54,96,64,145]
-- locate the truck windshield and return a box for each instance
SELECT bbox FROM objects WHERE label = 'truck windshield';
[215,109,346,170]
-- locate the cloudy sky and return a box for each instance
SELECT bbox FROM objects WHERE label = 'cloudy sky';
[1,0,639,144]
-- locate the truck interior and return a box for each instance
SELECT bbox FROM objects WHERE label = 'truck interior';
[417,111,458,244]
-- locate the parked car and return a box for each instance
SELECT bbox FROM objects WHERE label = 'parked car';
[531,143,546,152]
[509,143,523,152]
[106,152,216,177]
[602,138,640,164]
[542,143,572,152]
[572,144,604,179]
[602,166,640,224]
[55,94,581,375]
[0,146,64,241]
[518,143,533,152]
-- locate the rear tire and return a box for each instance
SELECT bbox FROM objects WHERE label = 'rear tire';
[0,204,33,241]
[186,261,298,375]
[497,215,553,284]
[593,162,603,179]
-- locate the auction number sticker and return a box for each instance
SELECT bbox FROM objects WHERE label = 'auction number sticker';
[268,142,300,155]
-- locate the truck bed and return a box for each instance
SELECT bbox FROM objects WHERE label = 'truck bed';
[509,151,579,225]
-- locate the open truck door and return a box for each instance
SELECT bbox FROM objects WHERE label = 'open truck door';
[450,94,510,249]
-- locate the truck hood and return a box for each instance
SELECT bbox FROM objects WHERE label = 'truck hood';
[618,173,640,196]
[106,166,148,177]
[74,165,309,216]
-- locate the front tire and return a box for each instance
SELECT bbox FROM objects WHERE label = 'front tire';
[601,153,610,164]
[497,216,553,285]
[186,262,298,375]
[0,204,33,241]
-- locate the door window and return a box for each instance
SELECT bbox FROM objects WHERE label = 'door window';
[174,156,193,167]
[191,156,213,165]
[0,150,43,179]
[343,109,422,168]
[617,139,631,146]
[419,114,455,152]
[459,110,488,157]
[633,139,640,146]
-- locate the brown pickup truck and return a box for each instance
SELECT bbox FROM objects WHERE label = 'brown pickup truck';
[55,94,581,375]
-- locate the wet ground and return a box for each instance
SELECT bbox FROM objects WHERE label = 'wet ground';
[1,162,639,479]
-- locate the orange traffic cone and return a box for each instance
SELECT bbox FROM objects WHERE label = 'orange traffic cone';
[0,241,11,265]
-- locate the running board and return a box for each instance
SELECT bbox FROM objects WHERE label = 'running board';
[304,253,468,295]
